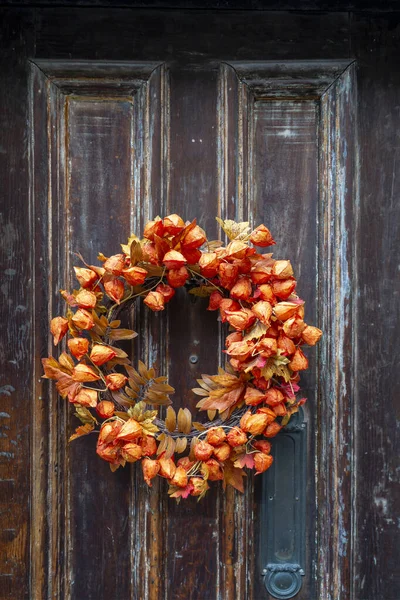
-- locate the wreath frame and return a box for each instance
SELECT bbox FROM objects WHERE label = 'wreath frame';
[42,215,322,501]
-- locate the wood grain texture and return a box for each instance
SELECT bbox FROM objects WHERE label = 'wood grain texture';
[251,95,319,600]
[29,60,168,600]
[351,14,400,600]
[0,9,35,600]
[318,62,358,600]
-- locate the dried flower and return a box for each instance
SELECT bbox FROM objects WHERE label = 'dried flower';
[96,400,115,419]
[122,266,148,285]
[163,250,187,270]
[75,289,97,309]
[50,317,69,345]
[144,291,165,312]
[68,337,89,360]
[301,325,323,346]
[206,427,227,446]
[171,466,188,488]
[194,441,214,461]
[227,427,248,447]
[254,452,273,474]
[116,418,142,442]
[142,458,160,486]
[250,224,276,247]
[121,443,143,463]
[167,266,189,288]
[105,373,127,390]
[213,443,232,461]
[90,344,117,366]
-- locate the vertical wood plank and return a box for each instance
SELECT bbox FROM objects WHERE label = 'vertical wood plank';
[318,64,357,600]
[132,64,169,600]
[30,62,167,600]
[252,99,319,600]
[0,9,35,600]
[164,65,222,600]
[217,63,253,600]
[351,15,400,600]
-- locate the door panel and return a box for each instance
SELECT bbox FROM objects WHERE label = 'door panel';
[29,55,354,600]
[1,7,399,600]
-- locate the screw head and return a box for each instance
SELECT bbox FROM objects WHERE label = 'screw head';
[189,354,198,364]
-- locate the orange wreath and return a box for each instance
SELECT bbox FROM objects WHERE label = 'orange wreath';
[42,216,322,501]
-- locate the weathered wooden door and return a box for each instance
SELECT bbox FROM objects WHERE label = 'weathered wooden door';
[1,4,399,600]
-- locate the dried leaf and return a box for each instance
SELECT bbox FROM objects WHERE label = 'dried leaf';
[138,360,149,379]
[243,322,268,342]
[74,406,98,425]
[114,411,130,421]
[109,320,121,328]
[130,240,143,266]
[157,433,168,456]
[207,239,223,250]
[141,419,159,437]
[192,387,209,397]
[128,378,141,392]
[125,366,146,385]
[223,460,246,493]
[207,410,217,421]
[196,383,245,412]
[124,387,138,399]
[175,437,188,453]
[177,408,192,434]
[168,482,194,501]
[189,285,215,298]
[69,422,94,442]
[151,382,175,393]
[164,435,176,459]
[165,407,177,432]
[147,367,156,379]
[192,421,207,432]
[108,328,138,341]
[145,391,172,406]
[234,453,255,469]
[188,436,199,461]
[216,217,251,241]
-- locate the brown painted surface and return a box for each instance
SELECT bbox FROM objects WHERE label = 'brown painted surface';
[0,6,399,600]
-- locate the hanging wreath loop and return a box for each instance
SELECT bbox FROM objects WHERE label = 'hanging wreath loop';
[43,215,322,501]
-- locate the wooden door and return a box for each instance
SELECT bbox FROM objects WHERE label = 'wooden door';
[1,5,399,600]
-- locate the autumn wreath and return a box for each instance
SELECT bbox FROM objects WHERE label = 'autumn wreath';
[42,216,322,501]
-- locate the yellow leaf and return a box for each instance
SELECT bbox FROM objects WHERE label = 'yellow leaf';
[243,322,268,342]
[74,406,98,425]
[216,217,251,241]
[141,419,159,436]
